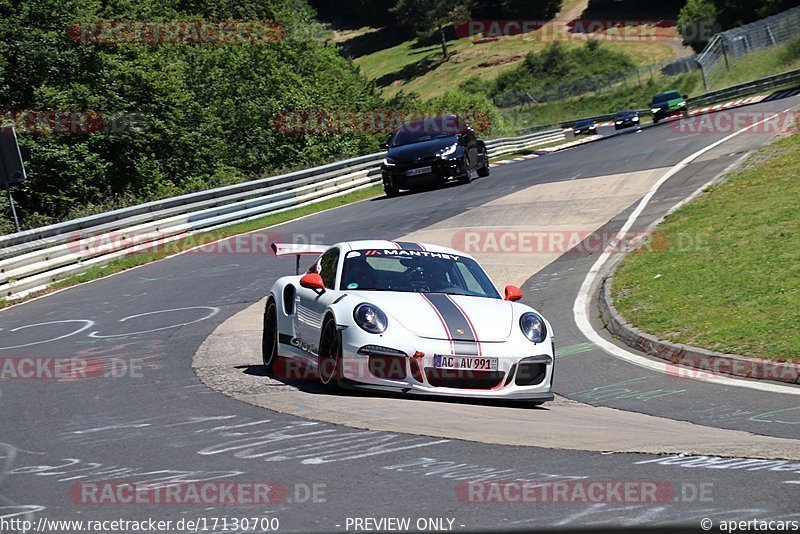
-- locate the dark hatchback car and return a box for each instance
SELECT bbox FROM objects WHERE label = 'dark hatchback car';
[380,114,490,197]
[614,109,640,130]
[572,118,597,135]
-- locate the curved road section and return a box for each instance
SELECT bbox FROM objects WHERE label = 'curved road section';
[2,96,799,532]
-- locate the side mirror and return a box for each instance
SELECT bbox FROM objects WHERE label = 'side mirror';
[300,273,326,293]
[504,285,523,301]
[379,141,389,150]
[682,94,688,99]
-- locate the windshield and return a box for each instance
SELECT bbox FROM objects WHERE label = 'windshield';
[653,91,681,104]
[340,249,501,298]
[391,129,457,147]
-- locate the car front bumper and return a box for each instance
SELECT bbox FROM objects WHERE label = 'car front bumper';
[653,107,686,120]
[337,330,555,401]
[615,119,639,128]
[382,157,465,190]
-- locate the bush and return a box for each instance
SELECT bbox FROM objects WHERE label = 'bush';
[780,36,800,65]
[492,41,636,96]
[0,0,382,232]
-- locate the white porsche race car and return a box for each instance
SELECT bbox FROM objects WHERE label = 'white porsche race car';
[262,240,554,403]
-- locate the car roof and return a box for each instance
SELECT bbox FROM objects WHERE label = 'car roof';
[336,240,476,259]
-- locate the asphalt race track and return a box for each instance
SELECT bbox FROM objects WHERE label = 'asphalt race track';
[2,96,800,532]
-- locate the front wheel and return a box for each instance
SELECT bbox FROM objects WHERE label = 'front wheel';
[261,299,278,373]
[384,183,400,197]
[477,153,490,177]
[458,156,473,184]
[317,320,342,390]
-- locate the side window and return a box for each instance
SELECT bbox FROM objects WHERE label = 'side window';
[318,248,340,289]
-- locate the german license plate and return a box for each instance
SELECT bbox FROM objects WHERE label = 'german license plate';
[433,355,498,371]
[405,166,432,177]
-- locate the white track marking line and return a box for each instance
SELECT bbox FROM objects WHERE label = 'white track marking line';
[573,112,800,395]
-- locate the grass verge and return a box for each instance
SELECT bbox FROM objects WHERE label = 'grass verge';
[0,185,383,310]
[611,133,800,361]
[710,41,800,91]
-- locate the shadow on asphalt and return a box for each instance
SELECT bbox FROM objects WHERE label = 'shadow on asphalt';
[238,361,548,410]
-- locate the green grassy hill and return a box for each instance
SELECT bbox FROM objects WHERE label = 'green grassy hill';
[338,0,691,100]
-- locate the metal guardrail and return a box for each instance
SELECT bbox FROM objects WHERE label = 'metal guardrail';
[686,68,800,107]
[486,129,565,157]
[0,129,564,299]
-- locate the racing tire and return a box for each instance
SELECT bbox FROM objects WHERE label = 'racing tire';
[261,299,278,373]
[458,156,473,185]
[384,184,400,197]
[653,116,660,124]
[477,154,490,177]
[318,319,342,390]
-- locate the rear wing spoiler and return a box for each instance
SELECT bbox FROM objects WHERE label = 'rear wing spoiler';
[271,242,330,274]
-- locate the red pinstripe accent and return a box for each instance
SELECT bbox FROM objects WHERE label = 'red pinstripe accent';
[420,294,454,353]
[445,294,482,357]
[417,242,428,251]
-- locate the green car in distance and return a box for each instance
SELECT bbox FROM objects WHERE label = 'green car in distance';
[650,90,689,123]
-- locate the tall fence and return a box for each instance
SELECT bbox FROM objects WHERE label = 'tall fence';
[697,6,800,90]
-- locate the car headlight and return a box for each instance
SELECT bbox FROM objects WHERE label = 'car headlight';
[615,120,622,124]
[382,158,396,166]
[520,312,547,343]
[651,108,661,114]
[633,117,639,121]
[354,303,388,334]
[436,143,458,158]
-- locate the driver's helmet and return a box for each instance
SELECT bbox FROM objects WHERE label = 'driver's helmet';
[418,258,450,291]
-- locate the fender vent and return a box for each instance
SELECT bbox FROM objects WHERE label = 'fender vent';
[283,285,295,315]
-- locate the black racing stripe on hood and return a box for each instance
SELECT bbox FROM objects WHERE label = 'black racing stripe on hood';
[423,293,476,343]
